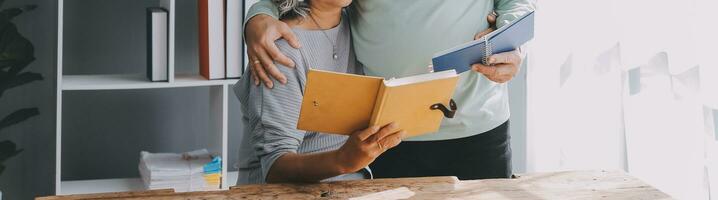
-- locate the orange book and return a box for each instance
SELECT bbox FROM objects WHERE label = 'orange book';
[297,69,459,138]
[198,0,225,79]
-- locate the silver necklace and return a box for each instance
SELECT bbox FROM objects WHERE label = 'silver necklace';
[308,14,339,60]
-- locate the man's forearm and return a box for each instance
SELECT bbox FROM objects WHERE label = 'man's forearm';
[244,0,280,27]
[266,150,348,183]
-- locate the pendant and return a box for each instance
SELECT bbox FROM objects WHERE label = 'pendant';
[333,53,338,60]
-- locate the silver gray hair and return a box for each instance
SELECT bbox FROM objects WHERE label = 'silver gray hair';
[272,0,311,19]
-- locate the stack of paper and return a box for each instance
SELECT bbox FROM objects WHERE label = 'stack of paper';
[138,149,222,192]
[202,156,222,186]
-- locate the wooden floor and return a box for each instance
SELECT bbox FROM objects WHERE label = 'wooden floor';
[37,170,672,200]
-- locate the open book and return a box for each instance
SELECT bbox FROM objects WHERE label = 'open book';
[432,10,534,73]
[297,69,459,138]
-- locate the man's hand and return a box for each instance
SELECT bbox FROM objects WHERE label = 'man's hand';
[245,14,301,88]
[335,122,405,173]
[471,12,523,83]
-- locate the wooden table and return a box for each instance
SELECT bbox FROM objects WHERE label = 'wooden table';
[37,170,672,200]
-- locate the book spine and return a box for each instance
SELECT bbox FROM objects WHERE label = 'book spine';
[159,10,169,81]
[147,8,169,82]
[147,8,152,81]
[368,83,389,127]
[225,0,242,78]
[163,9,169,81]
[198,0,225,80]
[482,35,492,65]
[198,0,210,79]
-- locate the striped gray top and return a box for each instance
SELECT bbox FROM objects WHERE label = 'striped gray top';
[234,16,367,185]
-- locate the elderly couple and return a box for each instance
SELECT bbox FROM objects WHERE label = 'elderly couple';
[234,0,534,185]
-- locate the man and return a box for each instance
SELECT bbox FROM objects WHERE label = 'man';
[244,0,534,179]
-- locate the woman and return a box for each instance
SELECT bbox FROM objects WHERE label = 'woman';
[234,0,405,184]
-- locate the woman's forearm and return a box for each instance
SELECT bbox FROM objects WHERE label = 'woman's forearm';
[264,123,405,183]
[265,150,350,183]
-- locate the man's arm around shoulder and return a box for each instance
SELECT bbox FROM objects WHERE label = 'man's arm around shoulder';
[244,0,301,88]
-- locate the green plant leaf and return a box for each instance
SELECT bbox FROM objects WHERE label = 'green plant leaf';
[0,59,20,68]
[0,108,39,132]
[23,5,37,12]
[4,57,36,76]
[0,2,38,177]
[0,23,35,62]
[0,5,37,31]
[0,71,42,98]
[0,7,23,21]
[0,57,36,82]
[0,140,23,163]
[0,5,36,87]
[0,8,22,42]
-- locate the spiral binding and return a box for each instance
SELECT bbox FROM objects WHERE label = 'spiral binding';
[482,35,493,65]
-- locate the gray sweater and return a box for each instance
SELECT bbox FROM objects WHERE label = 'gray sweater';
[234,17,366,185]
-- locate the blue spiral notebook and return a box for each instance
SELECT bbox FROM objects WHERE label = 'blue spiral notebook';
[432,11,534,73]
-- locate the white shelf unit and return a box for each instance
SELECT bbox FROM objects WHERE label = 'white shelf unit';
[55,0,237,195]
[60,172,239,195]
[62,74,237,91]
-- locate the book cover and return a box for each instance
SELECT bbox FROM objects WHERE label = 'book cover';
[369,71,459,138]
[147,8,169,82]
[297,69,459,138]
[199,0,226,80]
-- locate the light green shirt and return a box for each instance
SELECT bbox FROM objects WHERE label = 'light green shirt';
[247,0,534,141]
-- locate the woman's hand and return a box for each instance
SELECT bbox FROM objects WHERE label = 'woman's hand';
[265,122,403,183]
[334,122,405,173]
[471,12,523,83]
[245,14,302,88]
